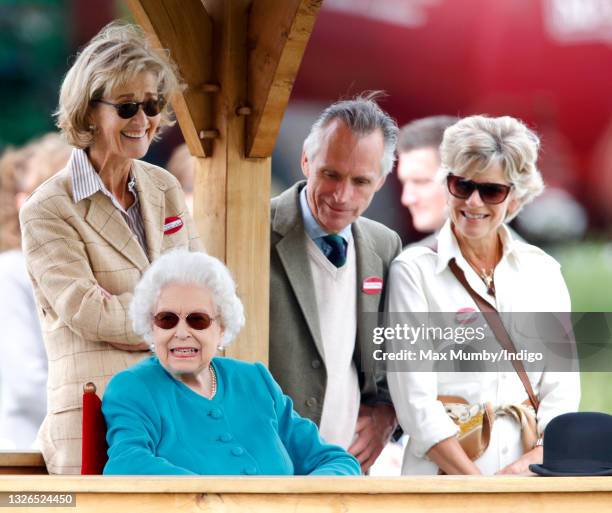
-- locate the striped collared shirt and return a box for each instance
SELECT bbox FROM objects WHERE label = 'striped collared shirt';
[70,148,148,254]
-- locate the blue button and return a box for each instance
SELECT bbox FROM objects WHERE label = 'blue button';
[242,466,257,475]
[208,408,223,419]
[219,433,233,443]
[231,446,244,456]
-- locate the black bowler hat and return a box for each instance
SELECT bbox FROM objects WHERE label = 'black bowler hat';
[530,412,612,476]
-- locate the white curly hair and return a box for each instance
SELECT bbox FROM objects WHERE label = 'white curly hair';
[130,249,245,349]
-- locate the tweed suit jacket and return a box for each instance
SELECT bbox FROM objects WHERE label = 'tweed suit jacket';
[269,181,402,426]
[19,155,202,474]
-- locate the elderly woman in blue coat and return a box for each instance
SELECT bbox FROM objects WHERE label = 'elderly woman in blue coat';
[102,249,360,475]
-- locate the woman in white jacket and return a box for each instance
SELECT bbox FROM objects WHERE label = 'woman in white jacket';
[387,115,579,475]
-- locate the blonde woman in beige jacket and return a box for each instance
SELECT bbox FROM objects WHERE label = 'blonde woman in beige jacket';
[20,22,202,474]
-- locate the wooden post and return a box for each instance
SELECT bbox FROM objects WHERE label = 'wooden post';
[127,0,321,365]
[194,0,271,364]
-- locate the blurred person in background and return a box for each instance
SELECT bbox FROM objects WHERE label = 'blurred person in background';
[0,134,70,450]
[19,22,201,474]
[166,143,194,215]
[396,116,458,246]
[387,115,579,475]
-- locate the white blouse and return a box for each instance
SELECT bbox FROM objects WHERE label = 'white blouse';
[387,220,580,475]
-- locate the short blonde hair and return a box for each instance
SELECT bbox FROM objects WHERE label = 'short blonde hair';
[439,115,544,221]
[56,21,182,149]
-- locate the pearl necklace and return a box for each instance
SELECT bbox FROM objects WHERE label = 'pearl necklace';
[208,363,217,399]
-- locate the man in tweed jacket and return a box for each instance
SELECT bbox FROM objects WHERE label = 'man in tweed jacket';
[20,154,202,474]
[269,95,402,472]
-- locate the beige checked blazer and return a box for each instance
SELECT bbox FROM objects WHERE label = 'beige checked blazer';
[20,158,202,474]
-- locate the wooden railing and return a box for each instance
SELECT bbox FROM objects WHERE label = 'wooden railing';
[0,451,46,475]
[1,465,612,513]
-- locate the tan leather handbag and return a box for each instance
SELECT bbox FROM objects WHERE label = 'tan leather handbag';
[438,395,495,460]
[437,395,538,461]
[437,258,541,462]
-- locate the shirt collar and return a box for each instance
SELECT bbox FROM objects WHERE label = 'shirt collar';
[299,186,352,243]
[434,218,519,274]
[70,148,137,212]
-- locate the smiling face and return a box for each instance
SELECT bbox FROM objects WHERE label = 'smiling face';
[301,119,386,233]
[448,162,519,244]
[88,71,160,165]
[152,282,223,379]
[397,147,447,232]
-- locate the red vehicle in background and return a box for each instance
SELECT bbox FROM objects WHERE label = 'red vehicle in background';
[284,0,612,237]
[7,0,610,238]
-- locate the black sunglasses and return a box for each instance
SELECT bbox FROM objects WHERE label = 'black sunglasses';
[446,173,513,205]
[92,97,166,119]
[153,311,218,331]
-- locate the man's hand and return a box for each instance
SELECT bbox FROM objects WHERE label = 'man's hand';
[496,446,543,475]
[348,403,397,473]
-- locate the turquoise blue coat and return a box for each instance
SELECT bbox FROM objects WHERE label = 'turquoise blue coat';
[102,356,360,475]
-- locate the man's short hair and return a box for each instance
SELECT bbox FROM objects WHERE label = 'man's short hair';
[303,91,399,176]
[397,115,459,154]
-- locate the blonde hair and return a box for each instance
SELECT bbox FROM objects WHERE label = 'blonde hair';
[56,21,182,149]
[439,115,544,221]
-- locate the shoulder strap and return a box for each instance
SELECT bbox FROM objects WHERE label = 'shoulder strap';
[447,258,540,412]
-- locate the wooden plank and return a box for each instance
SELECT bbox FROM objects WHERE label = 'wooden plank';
[1,491,612,513]
[2,476,612,494]
[126,0,214,157]
[246,0,322,157]
[0,451,46,474]
[198,0,270,364]
[196,492,612,513]
[192,157,226,261]
[0,452,45,467]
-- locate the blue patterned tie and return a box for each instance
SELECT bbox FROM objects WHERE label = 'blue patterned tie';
[323,234,347,268]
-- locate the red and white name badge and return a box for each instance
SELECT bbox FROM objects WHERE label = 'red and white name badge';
[163,216,183,235]
[362,276,383,295]
[455,307,478,325]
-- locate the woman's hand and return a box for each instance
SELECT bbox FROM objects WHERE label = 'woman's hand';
[496,446,542,475]
[427,436,482,475]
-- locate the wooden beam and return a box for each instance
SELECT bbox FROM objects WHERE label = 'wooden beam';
[127,0,215,157]
[0,451,46,475]
[197,0,270,364]
[2,477,612,513]
[246,0,322,157]
[4,475,612,494]
[126,0,319,364]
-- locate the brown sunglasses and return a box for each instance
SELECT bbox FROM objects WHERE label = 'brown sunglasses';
[447,173,513,205]
[153,311,218,330]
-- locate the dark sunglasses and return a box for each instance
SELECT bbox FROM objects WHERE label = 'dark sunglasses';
[153,311,218,331]
[446,173,513,205]
[92,97,166,119]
